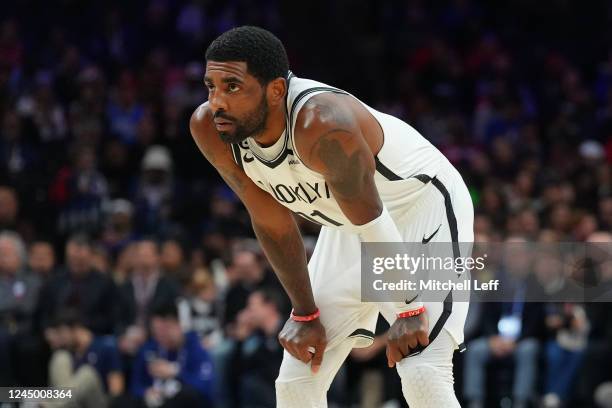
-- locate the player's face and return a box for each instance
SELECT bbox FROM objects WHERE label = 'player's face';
[205,61,269,144]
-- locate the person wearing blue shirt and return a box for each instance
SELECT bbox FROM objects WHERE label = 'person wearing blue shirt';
[131,301,215,407]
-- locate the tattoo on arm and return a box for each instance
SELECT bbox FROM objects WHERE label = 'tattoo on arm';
[314,129,366,199]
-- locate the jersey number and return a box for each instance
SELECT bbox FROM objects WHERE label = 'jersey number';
[296,210,343,227]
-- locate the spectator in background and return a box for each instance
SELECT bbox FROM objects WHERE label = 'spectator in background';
[533,251,590,408]
[131,145,179,236]
[0,231,42,385]
[227,289,286,408]
[68,66,106,147]
[222,248,282,333]
[463,237,546,408]
[50,144,109,237]
[38,233,119,336]
[131,301,215,407]
[101,198,138,259]
[107,72,144,145]
[48,309,125,408]
[161,239,190,289]
[118,239,179,357]
[0,185,18,230]
[0,110,38,187]
[15,70,67,144]
[178,268,222,348]
[28,240,56,278]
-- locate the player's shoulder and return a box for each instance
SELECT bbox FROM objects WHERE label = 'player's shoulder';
[189,102,233,165]
[293,92,358,139]
[189,101,214,137]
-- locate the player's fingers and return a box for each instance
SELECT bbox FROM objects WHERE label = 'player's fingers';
[386,342,403,367]
[417,330,430,347]
[404,333,418,350]
[386,344,394,367]
[282,339,300,361]
[310,343,325,374]
[398,338,411,357]
[293,343,312,363]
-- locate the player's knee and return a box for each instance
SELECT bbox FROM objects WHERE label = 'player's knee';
[275,378,324,408]
[396,357,454,390]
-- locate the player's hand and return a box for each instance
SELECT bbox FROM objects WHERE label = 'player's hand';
[386,312,429,367]
[278,318,327,374]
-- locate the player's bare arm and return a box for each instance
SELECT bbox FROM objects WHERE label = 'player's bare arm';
[190,104,327,372]
[294,93,429,367]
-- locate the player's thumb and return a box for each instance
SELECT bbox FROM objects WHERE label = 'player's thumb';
[310,344,325,374]
[385,345,395,368]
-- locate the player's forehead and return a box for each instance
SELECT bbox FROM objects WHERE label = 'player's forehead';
[204,61,251,82]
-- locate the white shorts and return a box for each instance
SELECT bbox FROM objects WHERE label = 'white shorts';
[307,161,474,350]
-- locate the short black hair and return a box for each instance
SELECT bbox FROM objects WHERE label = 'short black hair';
[205,26,289,85]
[150,301,179,320]
[52,308,85,328]
[67,232,92,248]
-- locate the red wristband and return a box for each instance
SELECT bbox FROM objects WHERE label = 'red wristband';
[291,308,320,322]
[397,306,425,319]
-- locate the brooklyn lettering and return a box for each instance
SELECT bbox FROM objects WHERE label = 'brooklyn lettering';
[268,181,331,204]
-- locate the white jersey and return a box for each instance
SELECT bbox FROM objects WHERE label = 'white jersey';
[228,73,472,349]
[230,72,446,231]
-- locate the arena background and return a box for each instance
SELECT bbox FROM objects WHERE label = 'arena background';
[0,0,611,407]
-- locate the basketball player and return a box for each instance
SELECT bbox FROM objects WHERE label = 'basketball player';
[190,26,474,407]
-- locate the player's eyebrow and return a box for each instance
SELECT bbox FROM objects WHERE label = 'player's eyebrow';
[220,76,244,84]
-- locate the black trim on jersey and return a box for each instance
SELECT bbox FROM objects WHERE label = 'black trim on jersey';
[349,328,375,340]
[230,143,243,170]
[375,156,435,185]
[375,156,402,181]
[367,166,466,355]
[247,85,349,169]
[243,73,295,169]
[247,148,295,169]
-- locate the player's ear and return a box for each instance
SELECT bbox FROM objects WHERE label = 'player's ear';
[266,77,287,107]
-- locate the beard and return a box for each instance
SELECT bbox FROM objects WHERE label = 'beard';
[217,95,269,144]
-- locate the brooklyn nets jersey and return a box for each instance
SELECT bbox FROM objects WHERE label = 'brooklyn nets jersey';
[230,72,447,230]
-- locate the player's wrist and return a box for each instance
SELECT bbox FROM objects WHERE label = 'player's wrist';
[396,305,425,319]
[394,299,424,315]
[355,206,403,243]
[291,307,320,322]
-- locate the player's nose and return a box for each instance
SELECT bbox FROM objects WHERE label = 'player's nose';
[208,91,229,111]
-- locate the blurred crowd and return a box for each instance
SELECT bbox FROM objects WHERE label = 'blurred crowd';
[0,0,611,407]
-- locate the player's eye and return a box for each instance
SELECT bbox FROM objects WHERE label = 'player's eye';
[228,83,240,93]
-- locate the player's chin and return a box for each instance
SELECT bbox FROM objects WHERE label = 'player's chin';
[218,130,246,144]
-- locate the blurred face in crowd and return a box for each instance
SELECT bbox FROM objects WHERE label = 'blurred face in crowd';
[161,240,184,272]
[75,147,96,172]
[0,187,18,224]
[66,241,92,276]
[503,237,532,278]
[246,291,276,327]
[29,242,55,275]
[133,241,160,277]
[599,197,612,228]
[205,61,270,144]
[151,316,183,350]
[71,325,93,352]
[534,254,563,288]
[0,237,22,275]
[232,250,263,284]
